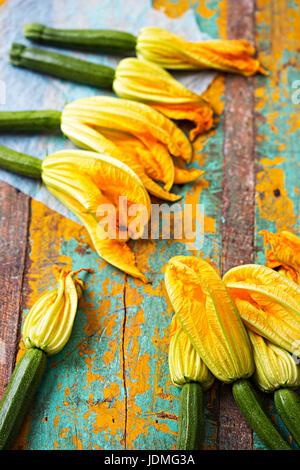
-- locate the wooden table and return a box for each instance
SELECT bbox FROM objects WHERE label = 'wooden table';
[0,0,299,450]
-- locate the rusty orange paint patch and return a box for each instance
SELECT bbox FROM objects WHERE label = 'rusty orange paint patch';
[256,167,297,230]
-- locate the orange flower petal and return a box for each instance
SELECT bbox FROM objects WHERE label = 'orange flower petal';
[152,101,214,141]
[137,27,266,77]
[173,166,205,184]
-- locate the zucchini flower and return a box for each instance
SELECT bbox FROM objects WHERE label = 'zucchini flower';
[223,264,300,356]
[136,27,266,76]
[0,267,91,450]
[249,330,300,393]
[260,230,300,285]
[168,315,214,389]
[0,144,151,282]
[22,23,265,77]
[61,97,204,201]
[165,256,254,383]
[164,256,291,450]
[113,58,214,141]
[0,97,205,202]
[168,314,214,450]
[248,330,300,448]
[10,41,215,141]
[23,268,88,355]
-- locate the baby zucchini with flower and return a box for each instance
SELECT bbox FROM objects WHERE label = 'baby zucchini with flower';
[168,315,214,450]
[0,96,205,202]
[0,268,90,449]
[248,330,300,447]
[9,42,214,141]
[0,144,151,282]
[223,264,300,356]
[165,256,291,450]
[23,23,265,76]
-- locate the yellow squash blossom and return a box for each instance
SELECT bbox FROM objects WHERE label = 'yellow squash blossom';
[61,97,205,201]
[248,330,300,393]
[223,264,300,356]
[136,27,266,76]
[113,58,214,141]
[42,149,151,282]
[23,268,90,355]
[168,314,214,389]
[61,97,204,196]
[164,256,292,450]
[164,256,254,383]
[260,230,300,285]
[61,117,204,202]
[0,267,91,450]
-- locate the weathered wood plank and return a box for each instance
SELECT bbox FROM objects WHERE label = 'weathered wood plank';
[219,0,256,450]
[0,181,30,398]
[253,0,300,450]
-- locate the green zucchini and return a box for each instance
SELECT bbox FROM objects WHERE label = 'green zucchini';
[177,382,204,450]
[10,43,115,89]
[232,379,291,450]
[0,144,42,179]
[274,388,300,447]
[0,348,47,450]
[24,23,137,54]
[0,110,62,133]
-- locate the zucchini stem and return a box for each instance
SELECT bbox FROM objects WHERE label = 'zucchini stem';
[0,110,62,133]
[0,144,42,179]
[24,23,137,54]
[274,388,300,447]
[0,348,47,449]
[10,43,115,89]
[177,382,204,450]
[232,379,291,450]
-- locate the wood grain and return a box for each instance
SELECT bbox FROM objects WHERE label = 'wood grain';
[0,181,30,398]
[219,0,256,450]
[1,0,298,451]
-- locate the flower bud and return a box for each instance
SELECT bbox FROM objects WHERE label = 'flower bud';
[168,315,214,390]
[249,330,300,392]
[22,268,90,355]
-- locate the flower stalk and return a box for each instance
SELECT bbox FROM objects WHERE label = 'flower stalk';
[9,43,215,140]
[23,23,265,76]
[165,256,291,450]
[0,95,205,202]
[0,267,90,449]
[248,330,300,447]
[168,315,214,450]
[0,144,151,282]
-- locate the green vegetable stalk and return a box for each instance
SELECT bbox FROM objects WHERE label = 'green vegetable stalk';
[0,268,90,449]
[249,330,300,448]
[24,23,137,53]
[168,316,214,450]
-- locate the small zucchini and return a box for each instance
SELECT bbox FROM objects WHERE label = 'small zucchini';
[0,110,62,133]
[274,388,300,447]
[177,382,204,450]
[232,379,291,450]
[0,348,47,450]
[24,23,137,54]
[10,43,115,89]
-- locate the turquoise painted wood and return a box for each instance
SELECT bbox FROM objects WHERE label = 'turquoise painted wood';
[0,0,299,451]
[253,0,300,450]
